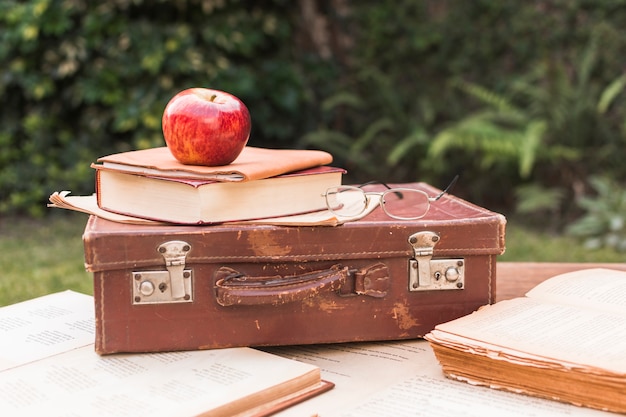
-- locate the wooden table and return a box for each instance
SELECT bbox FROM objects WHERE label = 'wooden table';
[496,261,626,301]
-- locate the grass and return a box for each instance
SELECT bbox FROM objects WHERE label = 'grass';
[0,212,624,306]
[500,220,626,263]
[0,212,93,306]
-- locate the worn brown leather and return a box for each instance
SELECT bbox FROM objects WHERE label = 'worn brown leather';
[215,265,350,306]
[354,262,390,298]
[214,263,391,307]
[84,182,506,354]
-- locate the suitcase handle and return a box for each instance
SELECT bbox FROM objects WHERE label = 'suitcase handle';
[214,263,388,307]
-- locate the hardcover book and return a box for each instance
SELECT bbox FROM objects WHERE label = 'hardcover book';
[93,165,345,224]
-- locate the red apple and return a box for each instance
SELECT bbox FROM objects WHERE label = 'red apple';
[162,88,251,166]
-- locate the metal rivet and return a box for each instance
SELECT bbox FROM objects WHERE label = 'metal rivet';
[457,260,464,267]
[184,294,191,300]
[183,271,191,278]
[134,274,141,280]
[158,247,166,253]
[432,236,439,242]
[456,282,463,288]
[134,296,141,302]
[139,281,155,296]
[183,245,190,252]
[409,236,417,244]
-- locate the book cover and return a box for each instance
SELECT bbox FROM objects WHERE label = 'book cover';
[93,146,334,182]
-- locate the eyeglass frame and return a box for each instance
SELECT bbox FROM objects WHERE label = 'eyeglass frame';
[322,175,459,220]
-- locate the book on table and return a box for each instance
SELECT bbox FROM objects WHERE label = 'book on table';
[93,165,345,224]
[0,291,333,417]
[1,294,608,417]
[425,268,626,414]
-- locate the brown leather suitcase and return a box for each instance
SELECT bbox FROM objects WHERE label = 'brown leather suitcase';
[83,182,506,355]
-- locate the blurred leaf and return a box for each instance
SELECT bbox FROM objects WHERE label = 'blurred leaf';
[597,74,626,114]
[566,176,626,251]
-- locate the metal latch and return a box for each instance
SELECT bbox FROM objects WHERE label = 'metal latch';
[132,240,193,304]
[408,231,465,292]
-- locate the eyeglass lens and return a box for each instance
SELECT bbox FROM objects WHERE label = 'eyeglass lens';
[381,189,430,219]
[325,187,368,217]
[326,186,432,219]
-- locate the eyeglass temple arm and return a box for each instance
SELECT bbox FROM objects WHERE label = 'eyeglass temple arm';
[358,181,404,199]
[358,180,391,190]
[359,175,459,201]
[432,174,459,201]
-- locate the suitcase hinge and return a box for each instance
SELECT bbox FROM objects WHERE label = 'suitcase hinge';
[408,231,465,292]
[132,240,193,305]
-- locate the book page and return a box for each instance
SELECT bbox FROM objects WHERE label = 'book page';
[0,344,321,417]
[526,268,626,314]
[429,297,626,374]
[266,340,612,417]
[48,191,167,225]
[0,291,95,371]
[49,192,381,226]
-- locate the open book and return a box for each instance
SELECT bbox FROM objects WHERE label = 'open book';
[425,268,626,414]
[0,292,332,417]
[1,292,610,417]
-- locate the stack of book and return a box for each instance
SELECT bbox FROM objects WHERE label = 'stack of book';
[50,146,347,225]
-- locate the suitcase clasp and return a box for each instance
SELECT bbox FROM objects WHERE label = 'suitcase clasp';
[132,240,193,305]
[408,231,465,292]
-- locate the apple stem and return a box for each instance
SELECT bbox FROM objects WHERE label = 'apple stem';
[210,94,217,102]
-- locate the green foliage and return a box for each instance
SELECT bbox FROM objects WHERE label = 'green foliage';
[428,85,551,179]
[515,185,566,214]
[0,0,316,215]
[566,176,626,252]
[299,1,626,203]
[427,22,626,217]
[513,184,566,231]
[4,0,626,227]
[500,218,626,263]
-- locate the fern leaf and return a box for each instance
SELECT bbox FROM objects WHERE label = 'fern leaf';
[387,128,427,165]
[518,120,546,178]
[351,117,394,153]
[597,74,626,114]
[321,92,363,113]
[515,184,564,213]
[300,130,354,159]
[453,79,517,114]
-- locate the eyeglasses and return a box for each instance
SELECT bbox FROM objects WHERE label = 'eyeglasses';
[322,175,459,220]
